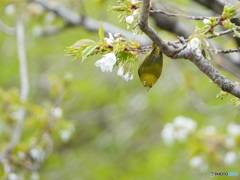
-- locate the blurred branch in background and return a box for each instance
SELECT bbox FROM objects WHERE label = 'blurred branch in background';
[28,0,240,78]
[1,17,29,158]
[139,0,240,98]
[0,20,15,35]
[29,0,151,45]
[215,0,239,6]
[151,1,240,78]
[0,0,240,179]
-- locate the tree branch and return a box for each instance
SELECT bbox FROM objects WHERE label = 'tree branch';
[0,20,15,35]
[189,54,240,97]
[215,0,239,6]
[150,9,218,20]
[151,1,240,77]
[29,0,151,45]
[30,0,82,25]
[138,0,181,57]
[2,18,29,156]
[217,47,240,53]
[139,0,240,98]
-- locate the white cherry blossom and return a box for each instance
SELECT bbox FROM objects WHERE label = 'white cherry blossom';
[129,74,134,80]
[131,0,139,5]
[188,37,201,50]
[161,116,197,145]
[126,16,134,24]
[223,151,237,165]
[104,32,114,45]
[117,66,124,76]
[227,123,240,137]
[5,4,15,15]
[189,156,208,172]
[95,53,117,72]
[123,72,130,81]
[203,18,211,25]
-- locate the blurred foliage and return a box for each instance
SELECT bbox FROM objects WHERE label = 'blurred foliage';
[0,0,240,180]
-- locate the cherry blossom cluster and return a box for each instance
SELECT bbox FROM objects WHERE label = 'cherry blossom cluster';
[110,0,141,32]
[161,116,197,146]
[94,33,137,81]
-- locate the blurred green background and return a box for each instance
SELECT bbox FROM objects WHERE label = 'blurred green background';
[0,0,240,180]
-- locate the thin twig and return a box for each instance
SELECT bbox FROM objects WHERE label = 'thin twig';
[207,29,234,39]
[150,9,218,20]
[139,0,240,98]
[169,29,235,45]
[29,0,151,45]
[0,20,15,35]
[3,18,29,155]
[217,47,240,53]
[30,0,82,25]
[215,0,239,6]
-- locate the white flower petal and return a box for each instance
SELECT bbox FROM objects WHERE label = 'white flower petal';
[129,74,134,80]
[50,107,63,118]
[114,33,122,37]
[188,37,201,50]
[5,4,15,16]
[131,0,139,5]
[117,66,124,76]
[8,173,19,180]
[126,16,134,24]
[161,116,197,145]
[29,146,45,162]
[161,123,175,146]
[104,38,114,45]
[189,156,208,172]
[189,156,203,168]
[227,123,240,137]
[223,151,237,165]
[95,53,117,72]
[203,18,211,25]
[133,9,139,16]
[174,116,197,132]
[108,32,114,40]
[59,130,72,142]
[123,72,130,81]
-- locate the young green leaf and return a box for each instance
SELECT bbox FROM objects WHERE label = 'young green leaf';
[216,91,228,100]
[233,29,240,38]
[98,24,105,40]
[203,49,212,61]
[81,44,99,62]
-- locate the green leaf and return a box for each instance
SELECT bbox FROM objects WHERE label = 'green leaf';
[231,97,240,106]
[216,91,228,100]
[70,39,96,49]
[233,29,240,38]
[98,24,105,40]
[203,49,212,61]
[81,44,98,62]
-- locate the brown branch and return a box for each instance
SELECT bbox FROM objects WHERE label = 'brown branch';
[189,53,240,97]
[0,17,30,166]
[215,0,239,6]
[139,0,240,98]
[29,0,151,45]
[138,0,182,58]
[150,9,218,20]
[207,29,234,39]
[217,47,240,53]
[30,0,82,25]
[0,20,15,35]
